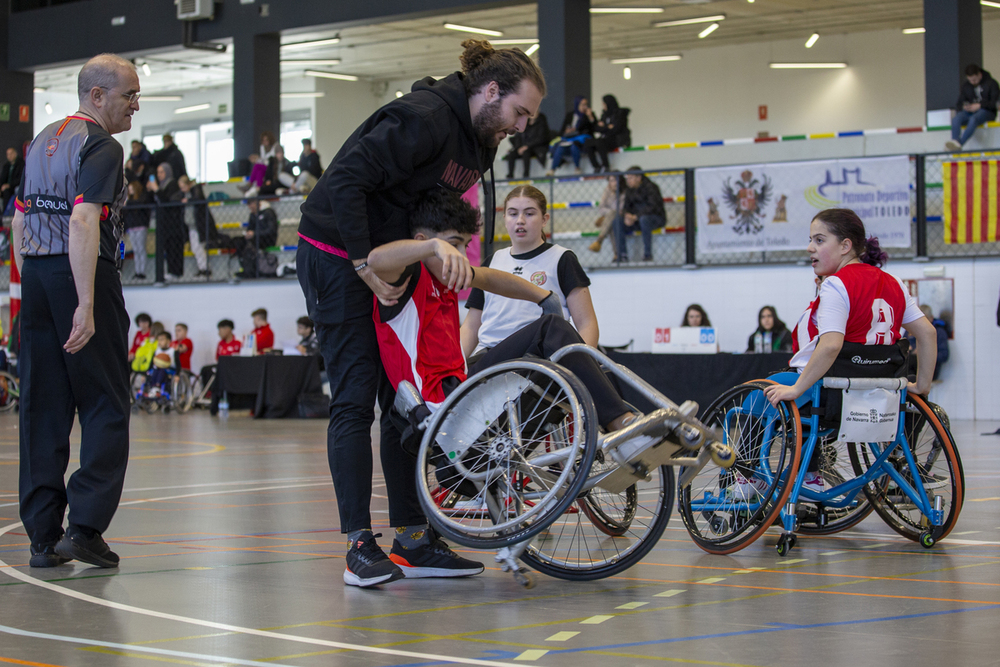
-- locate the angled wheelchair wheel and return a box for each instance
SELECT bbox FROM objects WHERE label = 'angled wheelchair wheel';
[796,435,874,535]
[849,393,964,543]
[0,370,19,412]
[520,462,674,581]
[171,372,194,413]
[416,359,599,550]
[678,381,801,554]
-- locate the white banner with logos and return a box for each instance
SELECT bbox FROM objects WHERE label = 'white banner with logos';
[695,155,911,255]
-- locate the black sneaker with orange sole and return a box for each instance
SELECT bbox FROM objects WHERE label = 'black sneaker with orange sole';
[389,530,484,579]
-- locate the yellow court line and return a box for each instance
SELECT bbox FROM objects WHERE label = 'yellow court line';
[588,649,764,667]
[81,647,205,666]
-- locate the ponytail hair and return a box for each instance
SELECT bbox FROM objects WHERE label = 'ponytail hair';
[460,39,547,99]
[812,208,888,268]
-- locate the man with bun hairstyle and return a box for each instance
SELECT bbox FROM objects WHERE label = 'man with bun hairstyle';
[296,40,545,587]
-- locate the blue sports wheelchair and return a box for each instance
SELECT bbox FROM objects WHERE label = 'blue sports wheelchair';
[676,343,964,556]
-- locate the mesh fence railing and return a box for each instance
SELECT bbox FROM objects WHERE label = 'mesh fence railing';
[1,153,997,290]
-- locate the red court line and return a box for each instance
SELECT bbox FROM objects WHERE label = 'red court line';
[0,657,68,667]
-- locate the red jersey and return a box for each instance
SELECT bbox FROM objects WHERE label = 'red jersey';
[252,325,274,353]
[129,329,150,355]
[374,264,466,407]
[216,337,242,360]
[171,338,193,370]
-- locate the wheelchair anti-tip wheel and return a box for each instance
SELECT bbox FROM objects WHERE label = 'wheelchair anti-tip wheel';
[848,393,964,544]
[678,381,801,555]
[795,435,874,535]
[416,359,598,550]
[520,461,674,580]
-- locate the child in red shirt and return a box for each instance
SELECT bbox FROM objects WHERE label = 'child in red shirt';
[216,319,242,359]
[250,308,274,353]
[128,312,152,362]
[172,323,194,370]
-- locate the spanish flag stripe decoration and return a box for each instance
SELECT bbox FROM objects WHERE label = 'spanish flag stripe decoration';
[943,160,1000,244]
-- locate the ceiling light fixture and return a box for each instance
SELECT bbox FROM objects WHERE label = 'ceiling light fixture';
[304,70,359,82]
[280,92,326,98]
[769,62,847,69]
[490,38,538,45]
[33,87,46,93]
[653,14,725,28]
[982,0,1000,8]
[281,37,341,50]
[281,59,342,66]
[623,67,632,80]
[590,7,664,13]
[805,33,819,48]
[395,90,404,98]
[610,54,681,64]
[141,62,152,76]
[174,103,211,114]
[443,23,503,37]
[141,95,184,101]
[525,43,540,56]
[698,23,720,38]
[902,27,925,34]
[45,103,53,115]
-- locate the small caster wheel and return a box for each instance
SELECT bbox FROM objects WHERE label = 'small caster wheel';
[776,533,796,557]
[513,570,535,589]
[919,531,936,549]
[708,515,728,536]
[710,443,735,468]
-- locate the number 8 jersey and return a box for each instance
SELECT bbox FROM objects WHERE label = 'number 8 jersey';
[790,263,923,369]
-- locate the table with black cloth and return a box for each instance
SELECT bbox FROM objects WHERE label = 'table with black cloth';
[605,351,793,418]
[212,355,323,418]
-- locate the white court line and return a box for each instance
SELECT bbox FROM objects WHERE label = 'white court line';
[0,488,520,667]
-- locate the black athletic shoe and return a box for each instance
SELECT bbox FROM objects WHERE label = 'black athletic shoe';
[29,544,72,568]
[389,530,484,579]
[343,533,405,588]
[54,531,119,568]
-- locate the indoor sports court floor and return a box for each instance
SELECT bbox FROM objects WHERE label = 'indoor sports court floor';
[1,413,998,667]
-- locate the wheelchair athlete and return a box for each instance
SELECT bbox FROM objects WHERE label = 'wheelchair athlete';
[763,208,938,488]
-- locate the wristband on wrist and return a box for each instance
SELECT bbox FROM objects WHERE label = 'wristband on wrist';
[354,261,368,272]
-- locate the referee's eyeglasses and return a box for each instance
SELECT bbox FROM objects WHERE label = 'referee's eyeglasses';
[100,87,141,105]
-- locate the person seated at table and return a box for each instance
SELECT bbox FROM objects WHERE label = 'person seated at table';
[172,323,194,371]
[128,312,153,363]
[746,305,793,354]
[250,308,274,353]
[762,209,937,490]
[199,319,242,399]
[296,316,320,356]
[141,331,178,400]
[682,304,711,328]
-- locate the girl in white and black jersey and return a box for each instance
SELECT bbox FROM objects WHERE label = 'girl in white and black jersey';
[461,185,599,359]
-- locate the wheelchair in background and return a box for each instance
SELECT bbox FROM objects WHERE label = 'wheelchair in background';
[396,344,736,587]
[676,355,963,556]
[131,369,194,414]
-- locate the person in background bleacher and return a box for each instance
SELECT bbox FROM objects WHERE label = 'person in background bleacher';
[297,139,323,186]
[124,140,151,184]
[945,64,998,152]
[124,181,153,281]
[612,167,665,263]
[588,174,623,255]
[502,112,549,179]
[259,131,278,163]
[746,305,793,353]
[150,134,187,180]
[233,198,278,278]
[173,176,212,278]
[547,96,594,176]
[1,147,24,214]
[584,95,630,173]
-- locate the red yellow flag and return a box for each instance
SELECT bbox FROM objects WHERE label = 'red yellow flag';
[942,160,1000,244]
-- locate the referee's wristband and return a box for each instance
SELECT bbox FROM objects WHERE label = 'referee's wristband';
[354,261,368,272]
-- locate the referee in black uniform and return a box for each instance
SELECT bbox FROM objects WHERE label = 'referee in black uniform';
[12,54,139,568]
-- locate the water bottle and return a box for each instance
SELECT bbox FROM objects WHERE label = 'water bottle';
[754,333,764,354]
[763,331,772,353]
[219,391,229,420]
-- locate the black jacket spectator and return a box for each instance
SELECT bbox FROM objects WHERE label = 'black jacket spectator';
[248,205,279,249]
[595,95,630,149]
[956,68,999,115]
[0,152,24,213]
[503,112,550,178]
[261,155,295,196]
[151,141,187,180]
[622,175,665,220]
[298,150,323,179]
[124,189,153,230]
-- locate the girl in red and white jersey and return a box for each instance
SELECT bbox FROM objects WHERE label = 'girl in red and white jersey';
[764,208,937,408]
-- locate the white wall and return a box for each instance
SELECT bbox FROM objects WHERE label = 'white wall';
[311,77,384,171]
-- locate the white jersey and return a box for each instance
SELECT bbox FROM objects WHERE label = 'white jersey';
[474,245,575,354]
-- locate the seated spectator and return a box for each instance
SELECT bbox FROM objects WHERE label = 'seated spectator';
[261,144,295,196]
[1,147,24,215]
[503,112,549,179]
[132,321,166,374]
[128,312,153,362]
[584,95,631,173]
[613,167,666,263]
[746,305,793,353]
[151,134,187,179]
[172,323,193,371]
[233,198,279,277]
[297,138,323,188]
[259,131,278,162]
[200,319,242,393]
[946,64,998,152]
[124,182,154,280]
[682,304,711,328]
[588,175,622,254]
[142,331,178,399]
[547,96,595,175]
[173,176,213,278]
[296,316,319,356]
[250,308,274,353]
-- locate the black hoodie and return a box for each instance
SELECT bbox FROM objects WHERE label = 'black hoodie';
[298,73,496,260]
[956,69,999,115]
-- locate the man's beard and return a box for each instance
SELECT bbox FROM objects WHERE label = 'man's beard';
[472,98,507,148]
